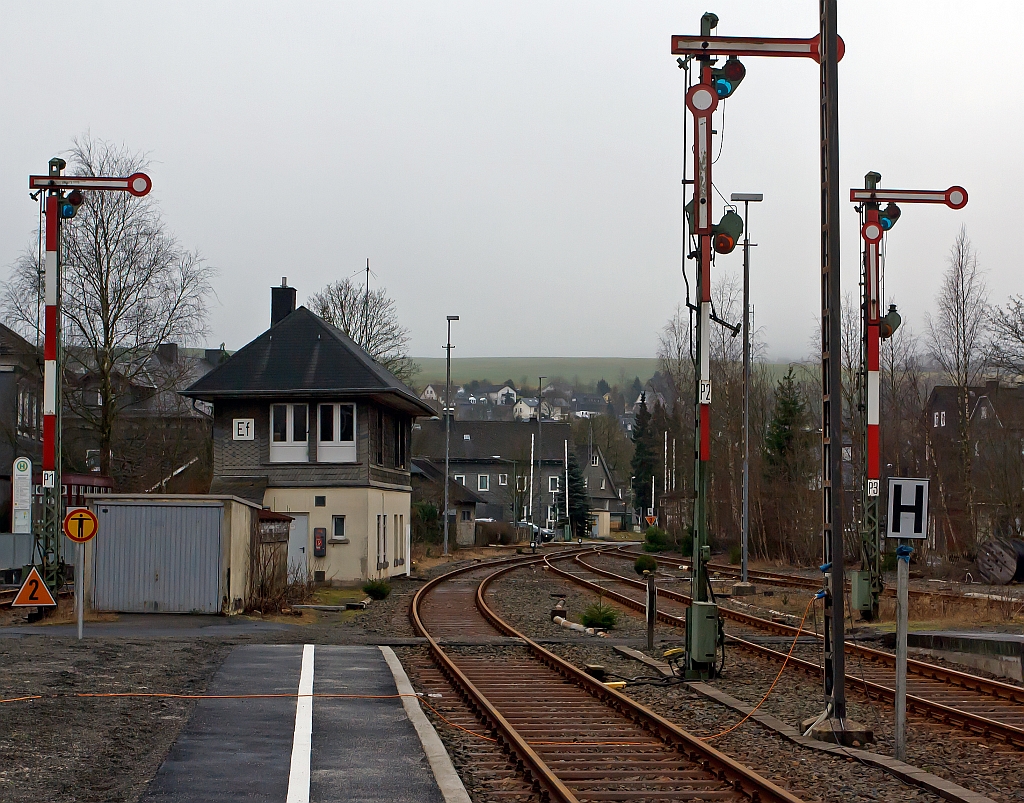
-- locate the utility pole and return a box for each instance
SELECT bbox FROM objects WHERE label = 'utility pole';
[28,162,152,595]
[442,315,459,557]
[819,0,847,727]
[848,178,967,619]
[537,376,545,529]
[731,192,762,588]
[672,10,846,681]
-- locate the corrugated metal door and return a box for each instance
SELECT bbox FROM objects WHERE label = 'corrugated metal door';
[93,504,222,613]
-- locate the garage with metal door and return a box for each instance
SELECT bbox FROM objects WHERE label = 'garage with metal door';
[88,495,256,614]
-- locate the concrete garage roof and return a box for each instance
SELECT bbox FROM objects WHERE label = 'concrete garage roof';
[182,307,434,418]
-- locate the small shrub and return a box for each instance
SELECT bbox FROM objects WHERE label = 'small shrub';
[580,602,618,629]
[678,532,693,558]
[634,554,658,576]
[728,544,742,565]
[881,551,897,572]
[362,579,392,600]
[644,526,669,552]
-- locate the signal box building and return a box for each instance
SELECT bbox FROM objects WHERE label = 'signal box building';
[183,282,435,583]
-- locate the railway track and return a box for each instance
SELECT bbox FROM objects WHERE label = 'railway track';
[611,545,1012,604]
[410,550,804,803]
[547,549,1024,750]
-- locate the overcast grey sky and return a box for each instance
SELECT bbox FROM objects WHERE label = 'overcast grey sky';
[2,2,1020,362]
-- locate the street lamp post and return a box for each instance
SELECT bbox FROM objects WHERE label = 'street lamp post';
[536,376,546,529]
[443,315,459,557]
[730,192,762,586]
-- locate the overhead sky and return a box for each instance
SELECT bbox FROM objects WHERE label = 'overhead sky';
[1,2,1019,363]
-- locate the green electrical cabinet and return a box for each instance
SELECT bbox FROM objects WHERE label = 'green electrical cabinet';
[849,570,873,612]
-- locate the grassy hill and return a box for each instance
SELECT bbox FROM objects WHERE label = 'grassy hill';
[412,357,661,390]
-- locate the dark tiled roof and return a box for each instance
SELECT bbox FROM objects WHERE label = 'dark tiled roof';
[412,419,572,463]
[411,458,487,504]
[183,307,433,417]
[210,475,268,504]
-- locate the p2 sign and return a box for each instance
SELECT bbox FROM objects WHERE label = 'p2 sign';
[886,478,929,540]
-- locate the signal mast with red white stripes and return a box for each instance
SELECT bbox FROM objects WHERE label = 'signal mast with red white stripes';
[850,174,967,619]
[27,159,152,594]
[673,11,844,679]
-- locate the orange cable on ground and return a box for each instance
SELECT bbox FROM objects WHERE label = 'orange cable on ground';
[700,594,817,742]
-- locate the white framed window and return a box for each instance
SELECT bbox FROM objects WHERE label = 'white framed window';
[933,412,939,427]
[548,475,559,493]
[478,474,490,492]
[461,509,472,521]
[584,477,588,488]
[270,404,308,462]
[516,475,527,492]
[454,474,466,485]
[332,515,347,540]
[318,403,357,463]
[591,454,599,467]
[498,473,508,486]
[941,411,946,426]
[600,478,606,490]
[546,505,555,525]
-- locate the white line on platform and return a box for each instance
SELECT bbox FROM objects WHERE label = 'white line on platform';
[286,644,315,803]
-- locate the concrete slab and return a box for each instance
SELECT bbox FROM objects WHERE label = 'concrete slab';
[882,630,1024,682]
[140,644,450,803]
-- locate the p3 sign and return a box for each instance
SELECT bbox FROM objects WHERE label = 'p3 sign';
[886,478,929,540]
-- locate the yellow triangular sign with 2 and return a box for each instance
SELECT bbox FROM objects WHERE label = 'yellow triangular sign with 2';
[12,566,57,607]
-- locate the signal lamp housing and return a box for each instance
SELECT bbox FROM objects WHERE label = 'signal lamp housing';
[712,209,744,254]
[880,304,902,339]
[878,202,901,231]
[712,57,746,99]
[59,189,85,219]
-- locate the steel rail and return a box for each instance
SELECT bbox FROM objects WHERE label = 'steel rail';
[410,551,581,803]
[611,545,989,603]
[600,549,1024,705]
[411,547,805,803]
[558,551,1024,748]
[478,555,805,803]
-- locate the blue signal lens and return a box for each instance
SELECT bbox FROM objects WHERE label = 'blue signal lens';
[714,78,733,98]
[59,203,75,218]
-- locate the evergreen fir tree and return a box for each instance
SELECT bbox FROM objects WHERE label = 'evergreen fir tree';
[562,451,591,537]
[764,367,811,481]
[631,393,657,514]
[596,378,611,396]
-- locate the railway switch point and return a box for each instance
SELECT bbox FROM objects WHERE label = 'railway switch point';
[801,716,874,747]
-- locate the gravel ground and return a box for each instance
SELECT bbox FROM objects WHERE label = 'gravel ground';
[0,556,485,803]
[486,564,1024,803]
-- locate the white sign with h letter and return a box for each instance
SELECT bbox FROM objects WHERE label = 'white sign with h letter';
[886,477,929,540]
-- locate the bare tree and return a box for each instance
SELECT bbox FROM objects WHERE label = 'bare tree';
[926,226,989,547]
[2,135,214,477]
[657,303,691,394]
[989,295,1024,378]
[307,277,417,383]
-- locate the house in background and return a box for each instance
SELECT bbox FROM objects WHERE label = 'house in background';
[0,324,43,530]
[577,445,625,536]
[410,458,486,547]
[412,419,572,529]
[184,281,435,583]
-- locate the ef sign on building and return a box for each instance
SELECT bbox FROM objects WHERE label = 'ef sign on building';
[886,478,929,540]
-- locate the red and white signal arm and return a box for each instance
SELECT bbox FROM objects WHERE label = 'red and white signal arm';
[29,172,153,197]
[671,33,845,63]
[850,186,967,210]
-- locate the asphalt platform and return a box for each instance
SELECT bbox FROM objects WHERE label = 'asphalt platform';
[138,644,451,803]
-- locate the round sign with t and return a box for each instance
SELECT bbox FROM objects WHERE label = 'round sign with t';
[63,507,99,543]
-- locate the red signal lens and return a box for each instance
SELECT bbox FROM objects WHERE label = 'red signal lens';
[723,58,745,82]
[713,233,736,254]
[67,190,84,205]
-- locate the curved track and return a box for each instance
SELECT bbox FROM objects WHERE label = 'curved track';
[410,551,804,803]
[551,548,1024,749]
